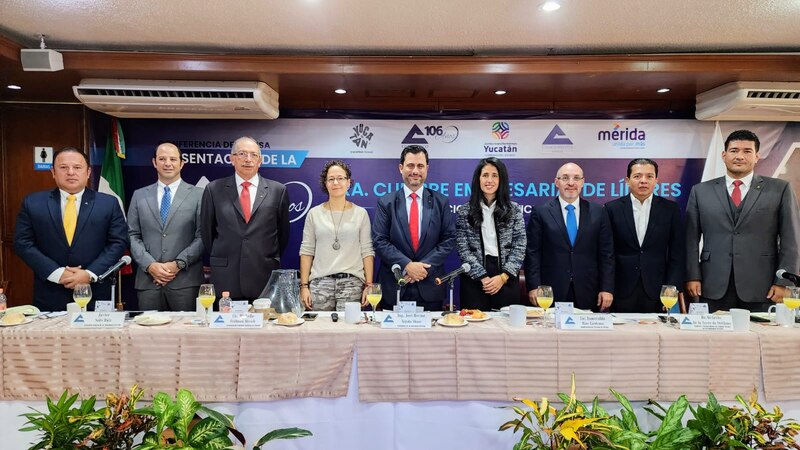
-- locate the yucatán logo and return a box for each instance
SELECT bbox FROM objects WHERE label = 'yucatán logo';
[350,124,374,149]
[597,123,646,149]
[543,125,573,145]
[484,121,517,154]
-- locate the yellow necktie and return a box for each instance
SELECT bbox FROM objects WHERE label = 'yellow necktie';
[64,194,77,245]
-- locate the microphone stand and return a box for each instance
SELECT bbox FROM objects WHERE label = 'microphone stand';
[99,268,124,311]
[447,277,456,312]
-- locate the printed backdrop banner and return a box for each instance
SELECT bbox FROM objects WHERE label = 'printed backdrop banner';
[88,116,799,304]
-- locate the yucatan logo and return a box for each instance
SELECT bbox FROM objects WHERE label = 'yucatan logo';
[491,122,510,140]
[484,122,518,155]
[350,124,374,149]
[597,123,646,149]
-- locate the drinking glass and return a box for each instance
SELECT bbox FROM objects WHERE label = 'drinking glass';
[660,285,679,327]
[73,283,92,312]
[198,284,216,326]
[536,285,554,327]
[783,287,800,327]
[366,284,382,324]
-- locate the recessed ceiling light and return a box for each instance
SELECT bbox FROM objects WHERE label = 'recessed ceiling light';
[657,88,671,93]
[540,1,561,11]
[7,84,21,90]
[334,88,347,95]
[494,90,507,95]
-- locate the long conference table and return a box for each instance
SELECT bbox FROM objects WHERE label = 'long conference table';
[2,311,800,450]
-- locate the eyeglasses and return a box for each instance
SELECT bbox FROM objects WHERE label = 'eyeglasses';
[557,176,584,183]
[326,177,349,184]
[234,152,261,160]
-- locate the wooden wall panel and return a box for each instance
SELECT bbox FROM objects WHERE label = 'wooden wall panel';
[0,104,85,306]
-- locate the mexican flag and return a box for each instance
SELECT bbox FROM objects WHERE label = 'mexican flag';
[98,118,132,275]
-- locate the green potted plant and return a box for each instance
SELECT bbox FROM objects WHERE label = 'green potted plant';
[19,390,102,450]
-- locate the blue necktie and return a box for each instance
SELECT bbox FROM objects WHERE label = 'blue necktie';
[160,186,171,226]
[565,204,577,246]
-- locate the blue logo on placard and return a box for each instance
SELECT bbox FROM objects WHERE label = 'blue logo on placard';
[681,317,692,325]
[74,314,85,323]
[261,150,308,168]
[214,315,225,323]
[565,316,575,325]
[543,125,573,145]
[383,315,395,324]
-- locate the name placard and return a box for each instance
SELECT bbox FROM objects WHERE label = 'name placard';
[209,313,264,329]
[559,314,614,331]
[679,314,733,331]
[94,301,115,312]
[554,302,574,329]
[380,312,432,329]
[70,312,126,328]
[688,303,709,315]
[231,301,250,313]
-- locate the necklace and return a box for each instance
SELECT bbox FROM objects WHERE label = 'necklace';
[328,201,348,250]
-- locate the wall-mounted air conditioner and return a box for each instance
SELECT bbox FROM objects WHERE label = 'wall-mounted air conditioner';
[696,81,800,121]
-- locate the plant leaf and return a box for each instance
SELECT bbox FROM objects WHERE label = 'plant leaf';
[254,427,313,447]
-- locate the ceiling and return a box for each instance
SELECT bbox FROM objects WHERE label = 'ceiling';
[1,0,799,115]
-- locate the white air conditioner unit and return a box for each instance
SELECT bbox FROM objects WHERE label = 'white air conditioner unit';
[73,79,279,119]
[696,81,800,121]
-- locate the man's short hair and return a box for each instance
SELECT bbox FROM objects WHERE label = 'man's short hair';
[153,142,183,159]
[626,158,659,178]
[53,147,89,166]
[400,145,429,165]
[724,129,760,152]
[231,136,260,153]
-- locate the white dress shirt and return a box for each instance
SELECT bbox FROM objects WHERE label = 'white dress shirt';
[403,185,424,239]
[558,197,580,230]
[480,201,499,257]
[157,178,182,207]
[725,172,754,200]
[48,189,98,283]
[630,193,653,246]
[235,173,259,211]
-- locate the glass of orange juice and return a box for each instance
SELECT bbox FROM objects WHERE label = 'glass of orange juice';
[660,285,678,327]
[536,285,554,327]
[198,284,216,326]
[783,287,800,326]
[73,283,92,312]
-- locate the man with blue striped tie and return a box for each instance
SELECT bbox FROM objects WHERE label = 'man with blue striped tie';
[524,162,615,312]
[128,142,204,311]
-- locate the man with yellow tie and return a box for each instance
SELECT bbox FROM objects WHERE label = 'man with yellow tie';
[13,147,128,311]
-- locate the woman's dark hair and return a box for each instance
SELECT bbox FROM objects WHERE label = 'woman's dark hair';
[467,157,513,229]
[318,160,352,194]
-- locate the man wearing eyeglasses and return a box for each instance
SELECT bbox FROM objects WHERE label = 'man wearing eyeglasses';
[201,136,290,300]
[524,162,614,311]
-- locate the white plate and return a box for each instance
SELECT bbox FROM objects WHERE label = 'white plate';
[438,318,468,327]
[3,305,40,316]
[0,317,33,327]
[464,315,492,322]
[133,314,172,326]
[275,318,305,327]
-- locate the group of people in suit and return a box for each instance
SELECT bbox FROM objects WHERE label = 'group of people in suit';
[13,130,800,314]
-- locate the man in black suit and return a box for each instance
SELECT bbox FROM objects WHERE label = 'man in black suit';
[605,159,684,313]
[525,162,614,311]
[201,136,290,300]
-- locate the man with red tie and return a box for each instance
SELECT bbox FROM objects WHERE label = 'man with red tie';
[201,136,290,300]
[372,145,456,311]
[686,129,800,312]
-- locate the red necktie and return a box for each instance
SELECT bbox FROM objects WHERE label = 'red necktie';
[240,181,252,223]
[731,180,743,207]
[409,192,419,251]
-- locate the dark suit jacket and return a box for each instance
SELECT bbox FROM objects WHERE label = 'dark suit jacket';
[201,175,289,299]
[372,188,456,308]
[128,181,205,291]
[685,175,800,302]
[524,197,614,310]
[605,195,685,304]
[13,189,128,311]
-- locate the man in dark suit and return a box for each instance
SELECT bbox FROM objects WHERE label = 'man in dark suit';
[524,162,614,311]
[201,136,290,300]
[605,159,684,313]
[128,143,204,311]
[372,145,456,311]
[13,147,128,311]
[686,129,800,312]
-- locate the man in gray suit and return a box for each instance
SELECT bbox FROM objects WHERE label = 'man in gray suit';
[201,136,290,300]
[128,142,205,311]
[686,129,800,312]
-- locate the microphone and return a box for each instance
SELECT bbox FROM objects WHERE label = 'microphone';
[777,269,800,286]
[97,256,132,282]
[435,263,471,286]
[391,264,407,286]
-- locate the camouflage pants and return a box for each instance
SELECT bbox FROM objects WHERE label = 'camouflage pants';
[309,275,364,311]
